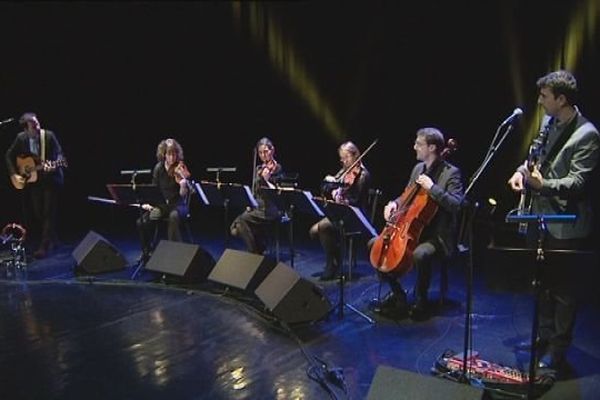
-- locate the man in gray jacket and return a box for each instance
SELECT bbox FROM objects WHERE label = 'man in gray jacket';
[508,70,600,374]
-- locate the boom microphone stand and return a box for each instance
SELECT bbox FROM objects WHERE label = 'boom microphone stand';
[455,113,520,384]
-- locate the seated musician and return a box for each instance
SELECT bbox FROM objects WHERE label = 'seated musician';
[309,141,370,281]
[137,138,190,263]
[5,112,65,259]
[374,128,463,320]
[230,137,284,255]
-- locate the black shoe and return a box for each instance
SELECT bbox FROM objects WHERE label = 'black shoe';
[409,299,430,321]
[319,265,338,281]
[538,351,565,372]
[373,292,408,318]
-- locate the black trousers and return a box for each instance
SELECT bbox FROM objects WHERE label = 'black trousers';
[377,240,439,304]
[26,182,60,248]
[137,204,188,255]
[528,231,584,361]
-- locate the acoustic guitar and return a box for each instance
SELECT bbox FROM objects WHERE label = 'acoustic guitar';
[10,155,68,190]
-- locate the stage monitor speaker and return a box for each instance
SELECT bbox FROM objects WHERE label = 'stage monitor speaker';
[255,261,331,324]
[208,249,277,292]
[145,240,216,283]
[367,365,483,400]
[72,231,127,274]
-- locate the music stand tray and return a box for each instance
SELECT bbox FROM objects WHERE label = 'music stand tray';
[221,183,258,209]
[280,188,325,218]
[196,181,225,207]
[106,184,163,206]
[322,202,377,238]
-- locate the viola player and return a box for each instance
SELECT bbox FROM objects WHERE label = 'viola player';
[230,137,284,254]
[137,138,190,264]
[309,141,371,280]
[373,127,463,320]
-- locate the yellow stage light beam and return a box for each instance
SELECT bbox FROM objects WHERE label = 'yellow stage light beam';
[232,2,344,141]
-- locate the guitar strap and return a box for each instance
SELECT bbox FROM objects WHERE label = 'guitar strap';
[40,129,46,162]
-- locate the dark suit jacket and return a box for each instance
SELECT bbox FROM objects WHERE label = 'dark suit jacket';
[521,113,600,239]
[394,160,464,257]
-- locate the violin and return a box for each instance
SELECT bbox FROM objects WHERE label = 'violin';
[330,164,362,204]
[174,161,191,183]
[259,159,279,176]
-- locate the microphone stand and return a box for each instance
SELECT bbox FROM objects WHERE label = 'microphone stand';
[456,120,517,385]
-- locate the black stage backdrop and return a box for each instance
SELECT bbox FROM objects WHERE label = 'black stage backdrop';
[1,1,598,245]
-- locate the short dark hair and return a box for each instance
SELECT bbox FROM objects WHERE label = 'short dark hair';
[536,70,578,105]
[19,112,37,127]
[416,127,445,154]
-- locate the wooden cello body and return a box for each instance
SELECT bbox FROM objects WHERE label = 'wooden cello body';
[370,139,456,274]
[369,180,438,274]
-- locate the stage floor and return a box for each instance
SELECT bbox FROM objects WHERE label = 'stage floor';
[1,230,600,400]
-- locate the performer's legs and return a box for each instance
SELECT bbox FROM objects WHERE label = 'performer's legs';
[309,218,340,280]
[375,271,408,312]
[413,241,437,305]
[166,208,182,242]
[231,211,264,254]
[539,291,576,369]
[137,211,155,261]
[537,289,555,353]
[41,184,59,248]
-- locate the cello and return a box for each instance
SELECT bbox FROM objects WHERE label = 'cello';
[369,139,457,274]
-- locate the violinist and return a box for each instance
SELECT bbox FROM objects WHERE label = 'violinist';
[230,137,284,254]
[137,138,190,263]
[309,141,370,280]
[373,128,463,320]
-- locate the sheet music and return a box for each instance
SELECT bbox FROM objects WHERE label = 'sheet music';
[193,181,210,206]
[303,191,325,218]
[244,185,259,208]
[348,204,377,237]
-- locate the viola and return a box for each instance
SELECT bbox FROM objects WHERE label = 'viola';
[173,161,192,185]
[370,139,457,275]
[259,159,279,176]
[331,164,361,204]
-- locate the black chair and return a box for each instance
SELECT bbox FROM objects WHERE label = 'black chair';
[346,188,382,280]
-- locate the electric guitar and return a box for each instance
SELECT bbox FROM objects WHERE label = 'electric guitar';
[10,155,68,190]
[516,124,550,234]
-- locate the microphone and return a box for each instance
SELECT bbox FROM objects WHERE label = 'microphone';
[121,169,152,175]
[0,117,14,126]
[500,108,523,126]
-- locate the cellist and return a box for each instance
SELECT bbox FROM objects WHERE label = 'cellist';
[373,128,463,320]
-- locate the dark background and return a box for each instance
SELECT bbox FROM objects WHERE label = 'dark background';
[1,1,598,246]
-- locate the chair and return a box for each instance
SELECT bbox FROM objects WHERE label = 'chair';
[346,188,382,280]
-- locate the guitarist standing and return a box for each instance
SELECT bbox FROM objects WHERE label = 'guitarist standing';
[508,70,600,376]
[5,112,65,259]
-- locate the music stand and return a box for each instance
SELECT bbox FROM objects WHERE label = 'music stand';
[505,212,576,399]
[194,180,223,207]
[106,184,163,280]
[263,188,326,267]
[106,184,163,206]
[322,201,377,324]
